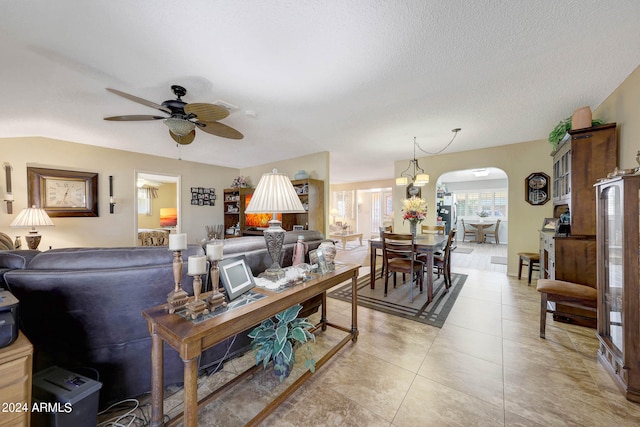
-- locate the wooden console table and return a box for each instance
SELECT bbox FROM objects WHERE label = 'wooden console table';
[142,263,359,427]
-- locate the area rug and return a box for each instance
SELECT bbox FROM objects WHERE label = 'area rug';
[454,247,473,254]
[328,272,467,328]
[490,256,507,265]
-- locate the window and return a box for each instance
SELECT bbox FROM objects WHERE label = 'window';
[138,188,151,215]
[457,190,507,217]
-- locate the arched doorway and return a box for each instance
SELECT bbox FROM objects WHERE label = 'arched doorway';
[436,167,508,272]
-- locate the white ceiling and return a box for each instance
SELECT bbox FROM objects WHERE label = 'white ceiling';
[1,1,639,184]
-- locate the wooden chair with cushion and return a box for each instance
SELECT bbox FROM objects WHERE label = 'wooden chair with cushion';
[517,252,540,286]
[421,225,445,235]
[460,219,477,242]
[432,229,457,289]
[381,232,424,302]
[483,219,501,244]
[375,225,392,279]
[536,279,597,338]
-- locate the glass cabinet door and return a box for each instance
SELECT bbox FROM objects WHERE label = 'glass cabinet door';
[602,184,623,353]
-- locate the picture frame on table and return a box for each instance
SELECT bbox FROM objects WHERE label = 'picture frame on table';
[292,225,305,231]
[218,255,255,301]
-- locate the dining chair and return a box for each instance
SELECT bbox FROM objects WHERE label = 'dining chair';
[421,224,445,235]
[381,232,424,302]
[460,219,477,242]
[483,219,501,244]
[433,229,457,289]
[376,225,393,278]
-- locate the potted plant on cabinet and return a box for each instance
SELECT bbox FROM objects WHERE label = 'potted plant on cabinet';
[548,116,604,151]
[248,304,316,382]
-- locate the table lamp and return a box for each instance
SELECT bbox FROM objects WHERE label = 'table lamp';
[10,205,54,250]
[245,169,305,279]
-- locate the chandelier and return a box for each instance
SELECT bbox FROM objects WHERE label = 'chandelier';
[396,129,461,187]
[396,137,429,186]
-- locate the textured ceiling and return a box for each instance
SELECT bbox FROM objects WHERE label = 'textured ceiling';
[1,1,639,183]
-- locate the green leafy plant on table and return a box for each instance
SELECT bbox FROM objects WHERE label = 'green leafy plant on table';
[548,117,604,150]
[248,303,316,382]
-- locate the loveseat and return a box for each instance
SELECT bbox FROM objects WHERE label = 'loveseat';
[4,230,326,406]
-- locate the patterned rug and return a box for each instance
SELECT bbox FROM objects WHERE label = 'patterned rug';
[328,271,467,328]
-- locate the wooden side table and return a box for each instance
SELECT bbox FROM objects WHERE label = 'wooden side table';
[0,332,33,427]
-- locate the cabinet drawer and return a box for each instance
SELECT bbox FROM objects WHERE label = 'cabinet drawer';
[0,356,30,388]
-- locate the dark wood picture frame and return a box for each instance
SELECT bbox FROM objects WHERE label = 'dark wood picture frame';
[27,167,99,217]
[525,172,550,206]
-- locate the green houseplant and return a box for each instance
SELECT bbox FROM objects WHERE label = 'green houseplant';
[248,304,316,382]
[548,117,604,150]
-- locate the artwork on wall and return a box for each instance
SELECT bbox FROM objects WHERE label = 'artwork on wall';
[190,187,216,206]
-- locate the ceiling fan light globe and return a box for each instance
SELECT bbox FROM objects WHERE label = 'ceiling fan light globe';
[163,118,195,136]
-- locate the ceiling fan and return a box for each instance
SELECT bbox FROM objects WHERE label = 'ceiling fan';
[104,85,244,144]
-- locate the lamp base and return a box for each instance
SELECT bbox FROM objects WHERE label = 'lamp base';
[25,232,41,250]
[262,218,286,280]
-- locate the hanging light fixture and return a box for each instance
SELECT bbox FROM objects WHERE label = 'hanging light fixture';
[396,137,430,187]
[396,129,461,187]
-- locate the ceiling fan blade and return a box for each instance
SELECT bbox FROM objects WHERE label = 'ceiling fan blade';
[106,88,172,114]
[169,129,196,145]
[196,121,244,140]
[104,115,165,121]
[184,103,230,122]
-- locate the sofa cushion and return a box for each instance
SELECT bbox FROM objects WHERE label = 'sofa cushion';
[26,245,200,270]
[0,250,40,269]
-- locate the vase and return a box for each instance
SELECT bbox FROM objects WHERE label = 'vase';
[409,222,417,236]
[319,241,337,270]
[572,106,592,130]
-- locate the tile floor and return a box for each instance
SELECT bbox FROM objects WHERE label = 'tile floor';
[107,243,640,426]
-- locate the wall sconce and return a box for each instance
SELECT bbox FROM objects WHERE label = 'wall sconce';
[3,163,13,214]
[109,175,116,214]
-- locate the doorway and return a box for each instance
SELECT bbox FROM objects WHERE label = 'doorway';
[437,167,508,273]
[135,171,181,245]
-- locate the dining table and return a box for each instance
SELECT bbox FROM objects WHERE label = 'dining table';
[369,233,447,303]
[467,221,496,243]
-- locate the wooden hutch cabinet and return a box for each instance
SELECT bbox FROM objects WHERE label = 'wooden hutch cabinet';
[595,174,640,403]
[540,123,617,327]
[223,178,324,237]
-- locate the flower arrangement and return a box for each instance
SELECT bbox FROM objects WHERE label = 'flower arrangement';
[402,196,428,224]
[231,176,249,188]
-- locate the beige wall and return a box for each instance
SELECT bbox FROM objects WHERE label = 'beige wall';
[595,64,640,170]
[0,138,328,248]
[394,140,554,276]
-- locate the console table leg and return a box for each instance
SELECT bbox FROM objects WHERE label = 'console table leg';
[183,357,199,427]
[321,292,328,331]
[150,332,164,427]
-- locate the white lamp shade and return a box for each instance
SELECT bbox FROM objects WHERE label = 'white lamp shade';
[245,169,305,213]
[395,177,409,186]
[414,173,430,185]
[10,205,54,229]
